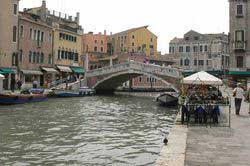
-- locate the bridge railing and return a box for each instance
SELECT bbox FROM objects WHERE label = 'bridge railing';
[86,61,182,78]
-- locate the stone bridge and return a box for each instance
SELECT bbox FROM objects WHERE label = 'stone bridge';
[85,61,182,94]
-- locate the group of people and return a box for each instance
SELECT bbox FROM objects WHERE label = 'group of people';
[10,78,38,92]
[233,83,250,115]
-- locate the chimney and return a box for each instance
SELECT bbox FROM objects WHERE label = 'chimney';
[69,16,72,21]
[75,12,80,24]
[41,0,47,20]
[53,10,55,16]
[42,0,46,8]
[104,30,107,35]
[110,32,113,36]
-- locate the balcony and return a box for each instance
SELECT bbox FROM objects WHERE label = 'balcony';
[234,41,245,52]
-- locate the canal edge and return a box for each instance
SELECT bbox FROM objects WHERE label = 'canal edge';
[155,111,188,166]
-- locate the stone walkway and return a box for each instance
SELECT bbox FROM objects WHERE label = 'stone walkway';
[185,99,250,166]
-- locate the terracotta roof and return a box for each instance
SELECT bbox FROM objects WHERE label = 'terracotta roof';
[19,12,51,28]
[113,25,149,35]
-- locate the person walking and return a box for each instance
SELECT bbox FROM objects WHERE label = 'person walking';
[246,86,250,114]
[233,83,245,115]
[10,77,16,93]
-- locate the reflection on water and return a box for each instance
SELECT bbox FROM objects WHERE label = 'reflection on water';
[0,95,177,165]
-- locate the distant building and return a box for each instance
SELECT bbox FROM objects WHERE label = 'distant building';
[18,12,54,87]
[23,0,84,79]
[229,0,250,85]
[109,26,158,57]
[0,0,19,89]
[82,31,112,70]
[169,30,229,72]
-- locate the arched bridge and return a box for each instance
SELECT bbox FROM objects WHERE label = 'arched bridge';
[85,61,182,94]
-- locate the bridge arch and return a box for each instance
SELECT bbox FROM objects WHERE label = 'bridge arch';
[92,70,179,94]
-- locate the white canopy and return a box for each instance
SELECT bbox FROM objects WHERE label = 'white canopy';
[0,74,4,79]
[183,71,223,85]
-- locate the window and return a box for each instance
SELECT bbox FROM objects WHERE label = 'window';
[49,33,52,43]
[12,53,17,66]
[13,4,18,15]
[235,30,244,41]
[198,60,204,66]
[204,45,208,52]
[193,46,198,52]
[180,59,183,66]
[194,36,199,40]
[34,30,37,40]
[101,47,103,52]
[184,59,190,66]
[65,51,68,59]
[61,50,65,59]
[185,37,189,41]
[29,51,32,63]
[194,58,197,65]
[37,30,41,41]
[20,25,24,38]
[132,35,135,39]
[101,40,104,45]
[74,53,79,62]
[200,45,203,52]
[186,46,190,52]
[132,49,135,52]
[236,4,243,16]
[139,76,142,83]
[19,50,23,62]
[12,26,17,42]
[30,28,33,39]
[40,53,44,63]
[36,52,40,64]
[48,54,52,64]
[95,40,97,44]
[132,42,135,46]
[150,38,153,42]
[179,46,183,53]
[236,56,243,68]
[33,52,36,63]
[41,32,44,42]
[94,47,97,52]
[58,50,61,59]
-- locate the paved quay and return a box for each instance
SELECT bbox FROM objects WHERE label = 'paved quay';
[156,89,250,166]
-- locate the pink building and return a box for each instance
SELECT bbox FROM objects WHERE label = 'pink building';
[19,12,55,87]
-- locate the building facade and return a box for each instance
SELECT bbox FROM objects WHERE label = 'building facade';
[229,0,250,85]
[18,12,55,87]
[109,26,158,57]
[24,0,84,80]
[0,0,19,89]
[82,31,110,70]
[169,30,229,72]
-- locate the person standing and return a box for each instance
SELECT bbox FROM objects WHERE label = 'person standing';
[246,86,250,114]
[16,79,22,91]
[10,77,16,92]
[233,83,245,115]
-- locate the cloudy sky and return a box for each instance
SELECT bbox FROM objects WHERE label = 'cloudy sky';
[20,0,229,54]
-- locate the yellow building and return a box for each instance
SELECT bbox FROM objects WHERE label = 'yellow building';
[110,26,157,57]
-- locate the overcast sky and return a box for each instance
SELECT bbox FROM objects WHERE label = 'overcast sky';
[20,0,229,54]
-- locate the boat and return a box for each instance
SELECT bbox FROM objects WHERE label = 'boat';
[0,93,48,105]
[53,87,95,97]
[156,92,179,107]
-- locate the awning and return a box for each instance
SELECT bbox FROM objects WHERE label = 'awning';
[57,66,72,73]
[0,68,15,74]
[41,67,59,74]
[21,70,43,75]
[183,71,223,85]
[228,71,250,76]
[70,67,85,74]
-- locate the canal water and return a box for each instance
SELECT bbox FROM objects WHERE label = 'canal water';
[0,95,177,165]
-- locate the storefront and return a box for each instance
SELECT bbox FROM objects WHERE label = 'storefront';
[56,65,73,80]
[41,67,58,88]
[227,71,250,88]
[20,70,43,88]
[0,68,16,90]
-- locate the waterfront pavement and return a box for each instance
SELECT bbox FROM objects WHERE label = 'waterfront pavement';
[156,88,250,166]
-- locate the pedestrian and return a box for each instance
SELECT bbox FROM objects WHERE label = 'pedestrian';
[32,80,38,88]
[246,86,250,114]
[10,77,16,92]
[16,79,22,91]
[233,83,245,115]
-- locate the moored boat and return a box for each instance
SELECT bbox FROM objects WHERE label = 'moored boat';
[53,87,95,97]
[0,93,48,105]
[156,92,179,107]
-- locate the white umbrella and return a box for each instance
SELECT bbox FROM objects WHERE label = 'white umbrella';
[183,71,223,85]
